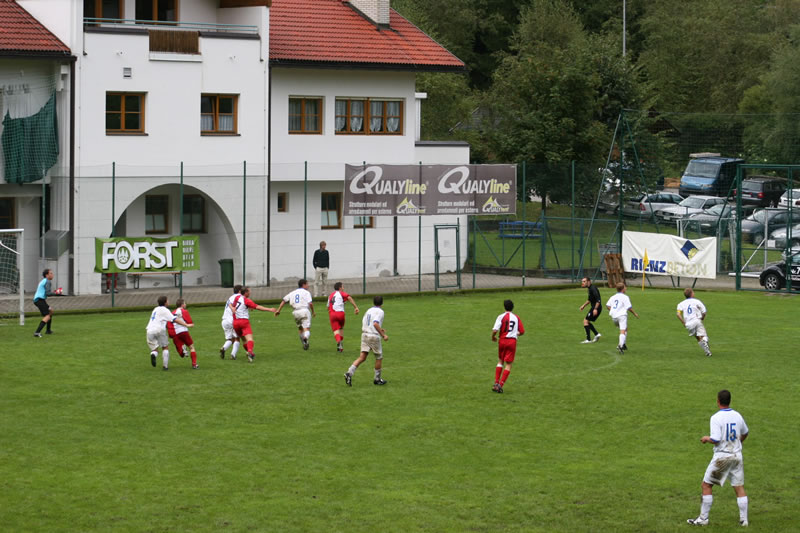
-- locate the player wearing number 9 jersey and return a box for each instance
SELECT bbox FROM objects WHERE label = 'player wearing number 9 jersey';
[687,389,749,527]
[676,288,712,357]
[490,299,524,393]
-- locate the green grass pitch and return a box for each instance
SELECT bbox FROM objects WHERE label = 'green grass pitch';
[1,288,796,532]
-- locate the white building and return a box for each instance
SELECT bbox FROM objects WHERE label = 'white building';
[3,0,469,295]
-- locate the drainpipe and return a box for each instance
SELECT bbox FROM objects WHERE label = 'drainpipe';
[68,58,76,295]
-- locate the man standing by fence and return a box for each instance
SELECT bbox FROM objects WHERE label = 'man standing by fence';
[312,241,329,298]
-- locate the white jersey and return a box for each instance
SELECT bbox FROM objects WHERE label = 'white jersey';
[709,408,748,455]
[329,290,348,313]
[146,306,175,334]
[232,294,252,320]
[677,298,706,325]
[492,312,523,339]
[174,308,189,334]
[606,293,633,319]
[284,288,312,310]
[221,293,238,323]
[362,306,385,336]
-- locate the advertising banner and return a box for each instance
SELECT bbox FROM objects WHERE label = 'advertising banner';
[94,235,199,273]
[344,164,517,216]
[622,231,717,279]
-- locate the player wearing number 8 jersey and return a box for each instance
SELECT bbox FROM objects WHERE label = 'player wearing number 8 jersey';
[677,288,712,357]
[491,299,524,393]
[275,279,315,351]
[687,389,749,527]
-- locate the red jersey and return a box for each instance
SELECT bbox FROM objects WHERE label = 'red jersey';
[232,294,258,320]
[493,312,524,340]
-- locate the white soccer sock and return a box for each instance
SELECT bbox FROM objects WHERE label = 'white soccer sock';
[222,340,232,351]
[303,330,310,340]
[162,349,170,368]
[619,333,626,347]
[374,369,381,380]
[348,364,357,375]
[700,494,713,519]
[700,339,710,354]
[231,341,240,356]
[737,496,748,522]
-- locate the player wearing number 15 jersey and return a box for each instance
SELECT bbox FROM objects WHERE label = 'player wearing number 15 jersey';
[677,288,712,357]
[491,299,524,394]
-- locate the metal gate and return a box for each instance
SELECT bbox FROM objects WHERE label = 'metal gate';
[434,224,461,290]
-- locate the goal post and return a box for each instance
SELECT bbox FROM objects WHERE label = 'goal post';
[0,229,24,325]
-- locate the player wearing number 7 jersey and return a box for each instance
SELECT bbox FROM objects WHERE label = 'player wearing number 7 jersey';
[491,299,524,394]
[687,389,749,527]
[676,288,712,357]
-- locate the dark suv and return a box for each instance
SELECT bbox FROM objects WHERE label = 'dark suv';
[736,177,786,207]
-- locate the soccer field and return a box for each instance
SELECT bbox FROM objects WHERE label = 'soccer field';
[1,288,796,532]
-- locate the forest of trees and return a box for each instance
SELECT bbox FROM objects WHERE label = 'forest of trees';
[392,0,800,202]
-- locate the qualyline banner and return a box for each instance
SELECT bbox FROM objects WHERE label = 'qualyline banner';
[344,164,517,216]
[622,231,717,279]
[94,235,199,273]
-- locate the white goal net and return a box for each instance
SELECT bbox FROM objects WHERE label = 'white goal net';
[0,229,24,325]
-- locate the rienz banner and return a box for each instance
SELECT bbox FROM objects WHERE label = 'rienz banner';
[344,164,517,216]
[94,236,199,273]
[622,231,717,279]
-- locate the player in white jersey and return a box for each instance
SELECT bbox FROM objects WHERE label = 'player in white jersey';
[687,389,750,527]
[605,283,639,354]
[676,288,712,357]
[219,285,243,360]
[344,295,388,386]
[146,295,191,370]
[275,279,315,350]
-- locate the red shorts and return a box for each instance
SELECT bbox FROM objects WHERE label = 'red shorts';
[498,338,517,363]
[329,311,345,331]
[174,331,193,346]
[233,318,252,337]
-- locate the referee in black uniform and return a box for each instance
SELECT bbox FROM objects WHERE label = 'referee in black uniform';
[579,277,602,343]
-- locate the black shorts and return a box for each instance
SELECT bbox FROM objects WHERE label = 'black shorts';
[585,308,601,322]
[34,298,51,316]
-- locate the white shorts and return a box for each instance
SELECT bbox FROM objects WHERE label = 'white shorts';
[221,320,236,340]
[293,308,311,329]
[703,452,744,487]
[685,320,707,338]
[360,333,383,359]
[612,315,628,331]
[146,330,168,351]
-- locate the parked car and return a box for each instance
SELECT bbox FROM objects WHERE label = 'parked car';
[621,192,684,218]
[740,208,800,244]
[679,156,744,197]
[759,250,800,291]
[778,188,800,208]
[734,177,786,207]
[686,204,734,234]
[769,222,800,250]
[655,195,727,222]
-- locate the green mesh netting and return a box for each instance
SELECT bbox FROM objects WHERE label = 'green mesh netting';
[1,91,59,184]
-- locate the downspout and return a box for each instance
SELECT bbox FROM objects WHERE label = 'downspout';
[68,58,76,295]
[266,55,272,285]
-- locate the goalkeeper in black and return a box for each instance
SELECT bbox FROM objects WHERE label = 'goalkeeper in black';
[579,276,602,343]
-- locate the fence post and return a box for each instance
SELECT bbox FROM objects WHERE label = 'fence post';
[571,160,575,281]
[242,161,246,284]
[303,161,307,281]
[179,161,184,298]
[111,162,115,308]
[522,161,526,286]
[362,161,366,294]
[472,216,476,289]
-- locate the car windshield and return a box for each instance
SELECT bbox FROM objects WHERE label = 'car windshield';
[685,161,720,179]
[781,189,800,199]
[707,205,727,215]
[749,209,785,223]
[742,181,763,191]
[679,197,707,208]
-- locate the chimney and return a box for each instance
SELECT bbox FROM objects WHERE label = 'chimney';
[347,0,390,27]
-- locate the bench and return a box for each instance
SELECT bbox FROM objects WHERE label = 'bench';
[498,220,542,239]
[128,272,182,289]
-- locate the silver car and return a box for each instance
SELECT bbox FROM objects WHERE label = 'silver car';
[621,192,684,218]
[686,204,735,234]
[769,222,800,249]
[779,188,800,208]
[655,195,727,222]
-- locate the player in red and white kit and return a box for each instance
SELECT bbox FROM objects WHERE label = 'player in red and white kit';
[219,284,243,360]
[327,281,359,352]
[491,299,525,393]
[230,286,276,363]
[166,298,199,369]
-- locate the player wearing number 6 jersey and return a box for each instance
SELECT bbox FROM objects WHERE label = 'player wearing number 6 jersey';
[491,299,524,393]
[687,389,749,527]
[677,288,712,357]
[275,279,315,351]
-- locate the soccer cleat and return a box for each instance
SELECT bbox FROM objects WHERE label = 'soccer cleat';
[219,347,225,359]
[247,353,254,363]
[373,378,387,385]
[739,520,748,527]
[492,383,500,392]
[686,517,708,526]
[163,366,168,371]
[581,339,592,344]
[231,354,236,361]
[45,330,53,335]
[496,385,504,393]
[192,364,199,370]
[617,345,625,354]
[151,352,157,367]
[593,333,602,342]
[33,332,42,338]
[303,338,309,351]
[344,372,352,386]
[706,352,713,357]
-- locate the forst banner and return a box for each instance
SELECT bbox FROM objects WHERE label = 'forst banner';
[94,236,199,273]
[622,231,717,279]
[344,164,517,216]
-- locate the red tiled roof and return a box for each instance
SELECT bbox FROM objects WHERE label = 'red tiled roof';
[270,0,464,71]
[0,0,70,56]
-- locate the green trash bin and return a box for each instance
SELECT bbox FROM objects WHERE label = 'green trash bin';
[218,258,234,288]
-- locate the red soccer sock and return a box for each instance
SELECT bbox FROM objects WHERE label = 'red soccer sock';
[494,365,503,383]
[335,333,343,343]
[190,351,197,365]
[246,340,254,354]
[500,369,511,386]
